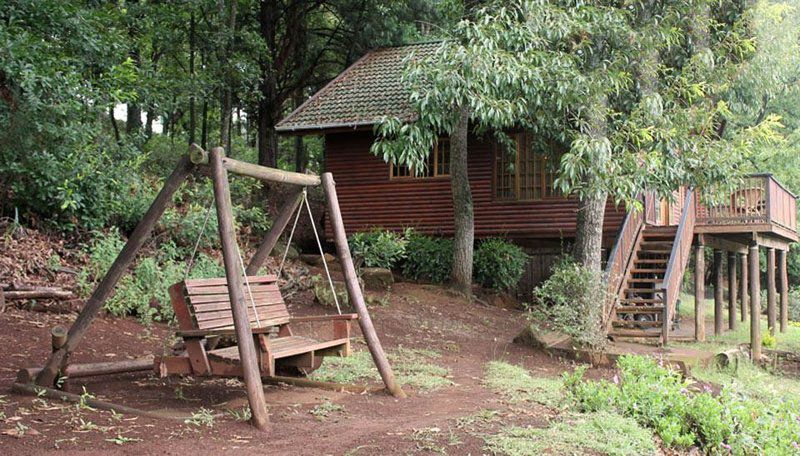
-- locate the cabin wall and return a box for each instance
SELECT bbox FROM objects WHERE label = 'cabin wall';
[323,130,625,240]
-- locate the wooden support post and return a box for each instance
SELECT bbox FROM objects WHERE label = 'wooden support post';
[245,186,304,276]
[35,156,194,387]
[190,143,320,186]
[714,250,724,335]
[51,326,67,351]
[694,244,705,342]
[779,249,789,333]
[209,147,269,431]
[767,247,776,335]
[740,253,748,322]
[728,252,737,330]
[0,287,5,313]
[321,173,406,399]
[749,244,761,362]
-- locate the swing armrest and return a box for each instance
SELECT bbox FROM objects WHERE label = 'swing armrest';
[289,314,359,323]
[177,326,274,338]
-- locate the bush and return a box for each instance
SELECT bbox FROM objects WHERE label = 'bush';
[348,229,408,269]
[473,238,527,290]
[788,286,800,321]
[529,257,607,350]
[402,232,453,284]
[564,355,800,454]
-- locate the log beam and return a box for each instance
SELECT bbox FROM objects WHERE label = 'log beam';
[767,247,776,335]
[779,249,789,333]
[35,156,194,387]
[322,173,405,398]
[728,252,737,330]
[246,186,304,276]
[714,249,724,335]
[694,244,705,342]
[749,244,762,362]
[210,147,269,431]
[740,253,748,322]
[190,143,319,187]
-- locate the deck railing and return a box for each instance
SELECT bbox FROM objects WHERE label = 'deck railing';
[604,194,645,327]
[695,174,797,233]
[659,188,696,345]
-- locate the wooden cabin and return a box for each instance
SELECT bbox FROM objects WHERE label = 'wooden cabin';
[277,42,798,344]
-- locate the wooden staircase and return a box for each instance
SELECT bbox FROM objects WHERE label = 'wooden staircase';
[609,225,677,339]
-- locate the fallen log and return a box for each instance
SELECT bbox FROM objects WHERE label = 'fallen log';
[4,289,73,300]
[16,357,155,383]
[262,375,384,394]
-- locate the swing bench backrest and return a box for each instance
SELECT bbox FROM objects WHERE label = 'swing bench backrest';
[169,275,290,333]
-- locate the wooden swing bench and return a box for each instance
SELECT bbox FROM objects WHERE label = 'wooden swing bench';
[155,275,358,378]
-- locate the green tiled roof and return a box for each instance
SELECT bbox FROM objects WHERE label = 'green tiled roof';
[275,42,441,133]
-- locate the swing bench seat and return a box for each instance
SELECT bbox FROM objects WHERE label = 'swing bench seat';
[155,275,357,378]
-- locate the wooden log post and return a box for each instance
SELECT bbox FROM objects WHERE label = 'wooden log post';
[767,247,776,335]
[728,252,737,330]
[245,186,304,276]
[714,249,724,336]
[209,147,269,431]
[0,287,6,313]
[694,244,705,342]
[749,244,762,362]
[17,357,155,383]
[779,249,789,333]
[740,253,749,322]
[35,156,195,387]
[321,173,406,399]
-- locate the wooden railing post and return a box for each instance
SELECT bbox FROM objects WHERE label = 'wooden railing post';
[321,173,405,398]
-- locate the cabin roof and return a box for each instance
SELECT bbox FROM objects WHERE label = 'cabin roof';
[275,42,440,134]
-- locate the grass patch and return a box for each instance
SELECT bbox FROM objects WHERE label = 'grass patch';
[676,313,800,353]
[692,360,800,402]
[483,361,563,408]
[484,411,657,456]
[309,399,345,421]
[311,348,453,392]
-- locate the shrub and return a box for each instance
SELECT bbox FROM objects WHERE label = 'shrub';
[348,229,408,269]
[564,355,800,454]
[473,238,527,290]
[788,286,800,321]
[529,257,607,350]
[402,232,453,284]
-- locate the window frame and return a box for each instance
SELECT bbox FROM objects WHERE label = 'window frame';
[492,132,563,202]
[389,138,451,180]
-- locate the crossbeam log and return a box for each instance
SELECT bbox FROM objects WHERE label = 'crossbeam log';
[190,144,320,187]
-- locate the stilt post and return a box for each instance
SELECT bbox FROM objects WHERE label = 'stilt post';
[779,249,789,333]
[728,252,737,330]
[694,244,705,342]
[713,249,724,335]
[740,253,749,322]
[35,156,194,387]
[321,172,405,398]
[767,247,776,335]
[210,147,269,431]
[246,186,305,275]
[749,244,762,362]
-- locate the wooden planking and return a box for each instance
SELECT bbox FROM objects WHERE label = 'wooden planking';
[194,305,290,323]
[197,310,290,330]
[184,275,277,287]
[186,284,278,295]
[208,336,349,361]
[323,131,624,239]
[190,297,284,312]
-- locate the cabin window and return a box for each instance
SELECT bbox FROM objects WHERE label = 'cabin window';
[390,138,450,179]
[495,133,561,201]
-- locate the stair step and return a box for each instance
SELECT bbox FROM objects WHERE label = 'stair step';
[631,268,667,274]
[628,277,663,283]
[616,305,665,313]
[620,298,663,304]
[635,259,669,264]
[641,241,674,247]
[609,329,662,338]
[613,320,663,328]
[625,287,663,293]
[637,250,673,255]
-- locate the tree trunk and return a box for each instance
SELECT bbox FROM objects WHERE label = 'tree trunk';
[450,106,474,295]
[257,0,279,168]
[188,12,196,145]
[126,103,142,136]
[293,91,307,172]
[574,194,607,272]
[220,0,238,150]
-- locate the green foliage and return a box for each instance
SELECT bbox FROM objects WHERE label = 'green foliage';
[564,355,800,454]
[348,228,409,269]
[529,257,607,350]
[484,412,657,456]
[78,229,224,324]
[473,238,527,290]
[788,286,800,321]
[401,232,453,284]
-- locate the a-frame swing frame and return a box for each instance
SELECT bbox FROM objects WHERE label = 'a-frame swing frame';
[31,145,405,430]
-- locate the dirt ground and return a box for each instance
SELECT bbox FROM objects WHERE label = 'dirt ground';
[0,271,612,455]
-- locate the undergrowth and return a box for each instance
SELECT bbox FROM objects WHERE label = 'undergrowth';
[483,361,563,408]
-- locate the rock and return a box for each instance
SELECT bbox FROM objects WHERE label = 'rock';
[271,242,299,260]
[513,324,571,350]
[361,267,394,291]
[312,277,349,308]
[300,252,336,267]
[485,291,520,310]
